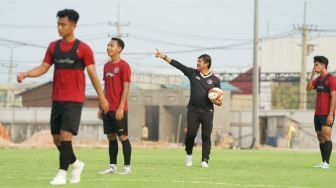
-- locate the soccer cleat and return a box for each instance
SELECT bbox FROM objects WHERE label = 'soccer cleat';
[321,162,330,169]
[201,161,209,168]
[98,164,118,174]
[70,160,85,184]
[49,169,66,185]
[313,162,323,168]
[185,155,192,167]
[119,166,131,175]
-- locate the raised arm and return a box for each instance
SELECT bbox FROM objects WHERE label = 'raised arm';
[17,62,51,83]
[307,67,317,92]
[86,64,109,113]
[155,49,193,77]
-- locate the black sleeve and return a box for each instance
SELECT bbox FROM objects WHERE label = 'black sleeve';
[170,59,194,78]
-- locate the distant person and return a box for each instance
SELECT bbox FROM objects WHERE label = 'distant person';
[307,56,336,169]
[141,125,149,141]
[98,37,132,175]
[155,49,222,168]
[17,9,109,185]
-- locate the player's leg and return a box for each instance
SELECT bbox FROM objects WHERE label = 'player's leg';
[99,112,119,174]
[50,101,62,151]
[117,112,132,175]
[185,110,201,167]
[322,120,333,168]
[49,102,67,185]
[314,115,325,168]
[200,112,214,168]
[61,102,84,184]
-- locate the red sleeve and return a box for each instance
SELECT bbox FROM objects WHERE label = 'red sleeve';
[78,42,95,66]
[328,76,336,92]
[43,42,56,65]
[122,62,131,83]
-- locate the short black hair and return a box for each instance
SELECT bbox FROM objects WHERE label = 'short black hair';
[198,54,212,69]
[111,37,125,51]
[57,9,79,24]
[314,56,329,69]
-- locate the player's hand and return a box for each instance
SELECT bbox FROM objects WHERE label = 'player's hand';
[17,72,28,83]
[155,49,165,59]
[327,114,334,125]
[97,109,103,120]
[211,98,222,106]
[99,96,109,114]
[116,107,124,121]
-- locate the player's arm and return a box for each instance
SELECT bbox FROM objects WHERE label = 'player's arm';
[116,82,130,121]
[17,62,51,83]
[86,64,109,113]
[306,67,317,92]
[155,49,192,76]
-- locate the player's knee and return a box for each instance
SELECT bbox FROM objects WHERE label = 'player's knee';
[107,134,117,141]
[118,134,128,141]
[201,134,211,142]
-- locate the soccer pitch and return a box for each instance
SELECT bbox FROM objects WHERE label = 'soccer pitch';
[0,148,335,188]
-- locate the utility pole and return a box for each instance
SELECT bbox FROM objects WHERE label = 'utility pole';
[2,46,17,108]
[295,1,316,110]
[108,5,129,38]
[252,0,260,148]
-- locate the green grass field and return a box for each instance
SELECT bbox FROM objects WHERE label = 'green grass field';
[0,147,335,188]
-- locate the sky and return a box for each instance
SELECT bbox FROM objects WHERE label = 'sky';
[0,0,335,86]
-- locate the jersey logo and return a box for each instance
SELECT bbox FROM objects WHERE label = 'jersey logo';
[207,79,213,84]
[114,67,120,73]
[106,72,114,78]
[195,76,201,80]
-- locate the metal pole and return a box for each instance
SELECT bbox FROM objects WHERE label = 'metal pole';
[299,1,308,110]
[252,0,260,148]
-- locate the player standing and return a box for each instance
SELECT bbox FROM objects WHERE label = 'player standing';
[17,9,109,184]
[155,49,222,168]
[307,56,336,169]
[98,38,132,175]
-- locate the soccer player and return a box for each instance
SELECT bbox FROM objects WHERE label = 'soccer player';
[155,49,222,168]
[98,38,132,175]
[17,9,109,184]
[307,56,336,169]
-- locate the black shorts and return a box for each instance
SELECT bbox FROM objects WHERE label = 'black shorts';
[103,112,128,135]
[314,115,334,131]
[50,101,83,135]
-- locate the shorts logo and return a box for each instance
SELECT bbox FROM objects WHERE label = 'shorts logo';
[196,76,201,80]
[207,79,213,84]
[106,72,114,77]
[114,67,120,73]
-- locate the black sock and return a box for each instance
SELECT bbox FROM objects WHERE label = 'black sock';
[109,140,118,164]
[320,143,325,162]
[56,144,61,152]
[60,141,75,170]
[121,139,132,166]
[324,141,333,164]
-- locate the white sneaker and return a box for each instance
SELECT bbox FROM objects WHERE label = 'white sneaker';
[98,164,118,174]
[49,169,66,185]
[119,166,131,175]
[70,160,84,184]
[201,161,209,168]
[321,162,330,169]
[313,162,323,168]
[185,155,192,167]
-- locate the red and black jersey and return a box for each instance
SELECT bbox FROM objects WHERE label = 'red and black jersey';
[312,73,336,115]
[43,39,95,103]
[103,59,131,112]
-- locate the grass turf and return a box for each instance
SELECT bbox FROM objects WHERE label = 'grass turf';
[0,147,335,188]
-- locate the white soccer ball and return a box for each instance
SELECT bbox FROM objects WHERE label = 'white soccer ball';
[208,87,223,101]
